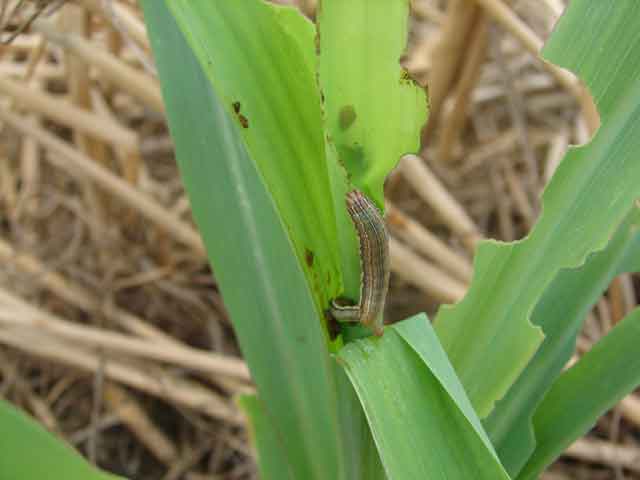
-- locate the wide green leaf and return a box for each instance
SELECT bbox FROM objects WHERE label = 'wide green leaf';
[0,400,121,480]
[517,307,640,480]
[317,0,427,207]
[434,0,640,418]
[317,0,427,302]
[485,204,640,475]
[142,3,346,478]
[237,395,290,480]
[165,0,341,315]
[338,315,510,479]
[332,363,387,480]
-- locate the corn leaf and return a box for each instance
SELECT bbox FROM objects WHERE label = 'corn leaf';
[0,400,121,480]
[142,2,348,477]
[338,315,510,479]
[434,0,640,418]
[517,307,640,480]
[317,0,427,207]
[317,0,427,303]
[164,0,342,315]
[237,395,290,480]
[485,204,640,475]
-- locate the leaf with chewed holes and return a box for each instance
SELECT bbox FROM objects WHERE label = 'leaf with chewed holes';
[434,0,640,419]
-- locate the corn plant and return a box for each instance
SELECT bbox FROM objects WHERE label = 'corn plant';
[2,1,640,479]
[138,1,640,479]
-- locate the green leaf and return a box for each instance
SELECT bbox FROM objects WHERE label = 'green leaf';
[0,400,122,480]
[237,395,290,480]
[314,6,431,472]
[142,3,347,478]
[317,0,427,310]
[338,315,510,479]
[332,363,387,480]
[165,0,342,314]
[238,382,385,480]
[485,204,640,475]
[434,0,640,418]
[317,0,427,207]
[517,307,640,480]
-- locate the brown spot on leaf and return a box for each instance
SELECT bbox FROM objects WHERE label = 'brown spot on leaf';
[339,105,357,130]
[305,248,315,267]
[325,309,340,340]
[231,101,249,128]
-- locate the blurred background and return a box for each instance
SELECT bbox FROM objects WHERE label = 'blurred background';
[0,0,637,478]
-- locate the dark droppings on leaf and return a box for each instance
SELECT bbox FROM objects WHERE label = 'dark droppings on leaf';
[339,105,357,130]
[305,248,315,267]
[231,101,249,128]
[326,310,341,340]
